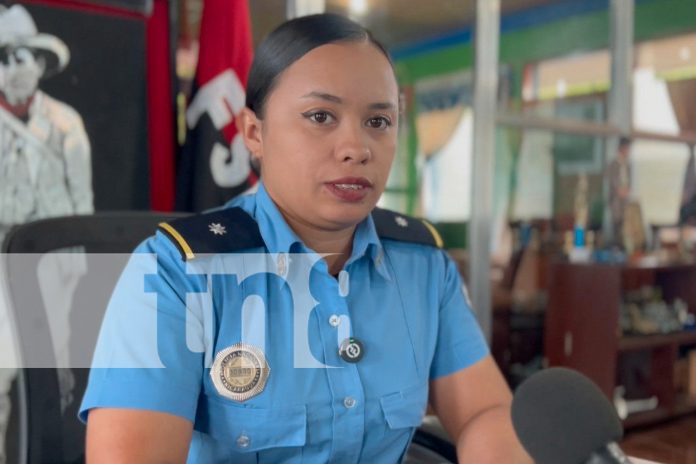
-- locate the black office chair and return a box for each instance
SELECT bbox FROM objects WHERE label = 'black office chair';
[408,417,457,463]
[2,212,185,464]
[1,212,456,464]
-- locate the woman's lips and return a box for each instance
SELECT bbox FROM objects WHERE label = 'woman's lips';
[324,177,373,202]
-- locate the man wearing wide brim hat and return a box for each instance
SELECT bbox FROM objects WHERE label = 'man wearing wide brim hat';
[0,8,94,458]
[0,3,93,236]
[0,3,95,460]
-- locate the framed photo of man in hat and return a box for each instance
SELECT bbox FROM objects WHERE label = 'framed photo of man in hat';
[0,3,94,244]
[0,0,159,243]
[0,1,173,462]
[0,6,94,460]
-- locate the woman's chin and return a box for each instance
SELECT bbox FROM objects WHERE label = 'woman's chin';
[318,203,374,229]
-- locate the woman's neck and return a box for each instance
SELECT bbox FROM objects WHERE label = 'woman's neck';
[281,212,355,275]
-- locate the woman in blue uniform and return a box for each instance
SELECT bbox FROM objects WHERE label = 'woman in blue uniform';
[80,13,530,463]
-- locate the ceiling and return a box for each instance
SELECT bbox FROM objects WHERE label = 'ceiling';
[247,0,560,50]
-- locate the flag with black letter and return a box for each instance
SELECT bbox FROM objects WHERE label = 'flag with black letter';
[176,0,256,212]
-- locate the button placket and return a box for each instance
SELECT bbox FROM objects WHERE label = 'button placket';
[315,275,365,462]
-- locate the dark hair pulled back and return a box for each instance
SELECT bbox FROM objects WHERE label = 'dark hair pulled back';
[245,13,392,118]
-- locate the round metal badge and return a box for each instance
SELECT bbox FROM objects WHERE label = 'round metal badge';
[339,337,364,363]
[210,343,270,402]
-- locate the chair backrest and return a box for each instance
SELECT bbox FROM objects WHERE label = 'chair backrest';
[2,212,186,464]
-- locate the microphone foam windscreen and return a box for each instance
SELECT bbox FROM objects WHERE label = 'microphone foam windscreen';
[511,367,624,464]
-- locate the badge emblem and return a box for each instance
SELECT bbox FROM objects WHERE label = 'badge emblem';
[211,343,270,402]
[209,222,227,235]
[339,337,365,363]
[395,216,408,227]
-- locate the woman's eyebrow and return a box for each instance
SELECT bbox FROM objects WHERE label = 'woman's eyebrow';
[369,102,396,111]
[301,91,396,110]
[301,91,342,103]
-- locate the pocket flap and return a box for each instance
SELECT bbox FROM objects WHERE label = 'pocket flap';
[205,398,307,452]
[379,383,428,429]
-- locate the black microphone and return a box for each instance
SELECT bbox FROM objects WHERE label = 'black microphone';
[511,367,633,464]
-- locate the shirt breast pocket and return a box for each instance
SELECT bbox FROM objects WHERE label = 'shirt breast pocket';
[376,381,429,462]
[202,396,307,464]
[380,382,428,429]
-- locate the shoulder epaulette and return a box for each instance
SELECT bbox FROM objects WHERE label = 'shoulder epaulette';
[158,207,265,261]
[371,207,443,249]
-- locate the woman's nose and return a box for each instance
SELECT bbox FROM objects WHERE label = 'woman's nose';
[335,125,371,165]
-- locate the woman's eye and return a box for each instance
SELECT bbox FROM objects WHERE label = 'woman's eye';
[367,116,391,130]
[304,111,333,124]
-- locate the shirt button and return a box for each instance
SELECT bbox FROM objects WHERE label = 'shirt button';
[375,251,383,266]
[276,253,288,276]
[338,270,350,297]
[343,396,356,409]
[237,434,250,448]
[329,314,341,327]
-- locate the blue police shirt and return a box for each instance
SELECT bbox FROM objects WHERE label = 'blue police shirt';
[79,182,489,463]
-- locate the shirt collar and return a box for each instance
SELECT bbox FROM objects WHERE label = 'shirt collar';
[250,182,391,280]
[347,213,392,281]
[253,182,304,253]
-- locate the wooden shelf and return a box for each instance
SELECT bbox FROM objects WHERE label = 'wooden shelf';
[565,261,696,272]
[545,262,696,429]
[625,262,696,272]
[623,395,696,428]
[674,394,696,416]
[623,406,671,428]
[619,331,696,352]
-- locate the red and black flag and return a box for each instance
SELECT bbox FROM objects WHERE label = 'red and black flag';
[175,0,256,212]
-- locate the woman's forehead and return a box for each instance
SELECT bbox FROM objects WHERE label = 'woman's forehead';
[271,41,398,103]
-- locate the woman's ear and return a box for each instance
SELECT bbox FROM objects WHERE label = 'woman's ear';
[236,107,263,160]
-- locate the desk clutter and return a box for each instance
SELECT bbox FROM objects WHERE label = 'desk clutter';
[620,286,696,336]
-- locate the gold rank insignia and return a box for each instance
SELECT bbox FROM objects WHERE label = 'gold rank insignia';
[210,343,270,402]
